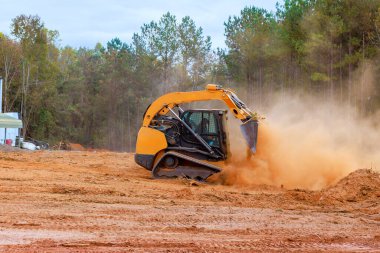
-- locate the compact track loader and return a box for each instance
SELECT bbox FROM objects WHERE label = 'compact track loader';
[135,84,259,181]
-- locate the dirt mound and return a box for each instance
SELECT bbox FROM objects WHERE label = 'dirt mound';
[0,144,24,152]
[320,169,380,203]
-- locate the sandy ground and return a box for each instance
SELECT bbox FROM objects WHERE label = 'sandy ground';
[0,150,379,252]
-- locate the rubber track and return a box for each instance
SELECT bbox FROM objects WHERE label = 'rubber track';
[151,151,221,180]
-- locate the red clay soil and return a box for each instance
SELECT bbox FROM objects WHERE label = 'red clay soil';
[0,151,378,252]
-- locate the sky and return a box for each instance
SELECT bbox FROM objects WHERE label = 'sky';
[0,0,280,49]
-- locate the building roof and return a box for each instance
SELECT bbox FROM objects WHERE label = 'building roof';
[0,113,22,128]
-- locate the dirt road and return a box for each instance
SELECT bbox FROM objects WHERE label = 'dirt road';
[0,150,379,252]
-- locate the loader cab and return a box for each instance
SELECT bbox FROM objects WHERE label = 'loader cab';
[180,109,229,159]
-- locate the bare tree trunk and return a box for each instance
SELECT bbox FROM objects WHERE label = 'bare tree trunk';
[21,61,25,137]
[127,99,132,152]
[182,57,188,91]
[329,33,334,102]
[20,62,23,113]
[22,62,30,138]
[282,64,285,104]
[3,57,8,113]
[340,42,343,104]
[294,65,297,92]
[360,33,365,116]
[246,63,253,105]
[259,65,263,109]
[348,32,352,110]
[2,52,17,112]
[135,98,141,152]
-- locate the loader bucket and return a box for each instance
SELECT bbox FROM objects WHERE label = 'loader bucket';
[240,119,259,153]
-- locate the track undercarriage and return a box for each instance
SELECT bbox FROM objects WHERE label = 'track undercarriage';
[152,151,221,181]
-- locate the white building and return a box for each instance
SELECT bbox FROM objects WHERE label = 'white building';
[0,113,23,146]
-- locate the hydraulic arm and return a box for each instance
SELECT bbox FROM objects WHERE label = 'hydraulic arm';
[143,84,256,126]
[142,84,259,152]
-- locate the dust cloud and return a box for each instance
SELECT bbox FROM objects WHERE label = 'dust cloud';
[215,95,380,190]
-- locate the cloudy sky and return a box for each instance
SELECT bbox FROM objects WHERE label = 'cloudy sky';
[0,0,280,49]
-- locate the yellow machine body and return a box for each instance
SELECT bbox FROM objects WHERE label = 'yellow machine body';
[135,84,259,180]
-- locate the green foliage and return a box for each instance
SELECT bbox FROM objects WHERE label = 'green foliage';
[135,12,212,91]
[141,12,179,83]
[220,0,380,105]
[311,72,330,82]
[178,16,212,88]
[276,0,315,59]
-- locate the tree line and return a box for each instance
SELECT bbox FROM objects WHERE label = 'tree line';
[0,0,379,151]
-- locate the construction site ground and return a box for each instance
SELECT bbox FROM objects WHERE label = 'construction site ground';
[0,150,379,252]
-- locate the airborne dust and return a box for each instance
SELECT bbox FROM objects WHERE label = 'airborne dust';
[213,93,380,190]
